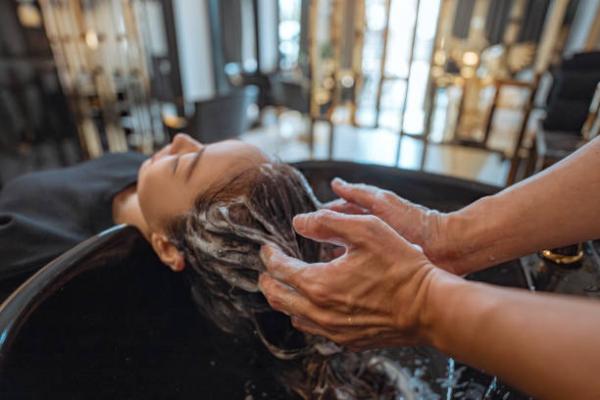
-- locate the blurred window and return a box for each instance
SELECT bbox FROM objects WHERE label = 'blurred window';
[278,0,302,70]
[357,0,441,133]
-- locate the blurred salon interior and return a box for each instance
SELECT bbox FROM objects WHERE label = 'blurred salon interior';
[1,1,600,399]
[0,0,598,188]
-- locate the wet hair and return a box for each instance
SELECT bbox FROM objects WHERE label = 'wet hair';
[166,162,440,399]
[167,162,326,359]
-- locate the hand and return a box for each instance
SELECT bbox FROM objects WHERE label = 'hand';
[258,209,448,350]
[325,178,459,273]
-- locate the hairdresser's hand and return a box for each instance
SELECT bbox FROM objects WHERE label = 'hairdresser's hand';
[259,210,452,350]
[325,178,459,273]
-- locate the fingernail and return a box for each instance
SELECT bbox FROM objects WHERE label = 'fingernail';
[332,177,348,186]
[259,245,272,264]
[292,213,308,231]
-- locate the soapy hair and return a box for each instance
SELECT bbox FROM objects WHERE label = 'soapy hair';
[167,163,325,358]
[167,163,440,399]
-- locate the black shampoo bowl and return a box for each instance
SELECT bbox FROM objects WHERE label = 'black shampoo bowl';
[0,161,528,399]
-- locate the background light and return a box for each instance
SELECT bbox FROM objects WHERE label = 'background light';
[462,51,479,67]
[17,3,42,28]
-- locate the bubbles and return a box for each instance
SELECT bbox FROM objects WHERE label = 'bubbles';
[170,163,450,399]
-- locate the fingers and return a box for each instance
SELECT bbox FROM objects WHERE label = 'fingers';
[290,315,334,338]
[323,198,369,215]
[292,315,400,350]
[259,273,345,340]
[260,244,311,290]
[293,209,384,248]
[331,178,390,211]
[258,273,314,317]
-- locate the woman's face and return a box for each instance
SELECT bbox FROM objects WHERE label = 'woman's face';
[137,133,269,231]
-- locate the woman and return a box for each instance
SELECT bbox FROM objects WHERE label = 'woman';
[0,135,266,276]
[0,133,435,398]
[137,134,440,398]
[0,134,265,295]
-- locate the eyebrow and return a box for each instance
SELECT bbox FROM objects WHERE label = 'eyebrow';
[185,148,206,182]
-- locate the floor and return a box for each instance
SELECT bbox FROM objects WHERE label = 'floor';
[242,109,511,187]
[0,106,517,189]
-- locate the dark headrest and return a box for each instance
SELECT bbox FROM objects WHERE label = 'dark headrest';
[562,51,600,71]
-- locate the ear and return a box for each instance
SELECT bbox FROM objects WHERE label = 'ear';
[150,232,185,272]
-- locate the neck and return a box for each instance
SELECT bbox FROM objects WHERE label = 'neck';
[112,185,151,240]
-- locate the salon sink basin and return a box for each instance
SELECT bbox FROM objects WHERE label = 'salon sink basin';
[0,161,531,399]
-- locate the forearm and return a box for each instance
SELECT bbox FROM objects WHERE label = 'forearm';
[444,138,600,275]
[426,273,600,399]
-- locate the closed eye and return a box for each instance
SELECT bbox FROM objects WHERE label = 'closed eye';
[185,149,205,182]
[172,155,181,175]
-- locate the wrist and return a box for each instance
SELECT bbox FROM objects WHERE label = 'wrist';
[421,269,503,360]
[424,210,467,274]
[417,267,466,347]
[420,268,472,351]
[436,195,499,275]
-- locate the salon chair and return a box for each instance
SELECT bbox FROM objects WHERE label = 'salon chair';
[532,51,600,171]
[241,72,277,110]
[0,161,532,399]
[241,72,310,114]
[271,76,310,114]
[186,86,259,144]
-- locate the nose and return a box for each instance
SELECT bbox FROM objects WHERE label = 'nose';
[170,133,203,154]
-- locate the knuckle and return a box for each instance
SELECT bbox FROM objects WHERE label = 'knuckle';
[315,208,336,221]
[307,209,331,231]
[359,215,382,238]
[311,209,345,236]
[264,252,284,272]
[374,189,391,203]
[289,269,307,290]
[352,215,393,248]
[372,190,395,213]
[259,274,275,293]
[269,258,284,273]
[308,282,329,305]
[381,190,397,203]
[364,214,380,225]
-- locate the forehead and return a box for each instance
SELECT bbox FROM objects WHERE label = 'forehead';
[198,141,268,180]
[182,142,268,204]
[141,141,269,229]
